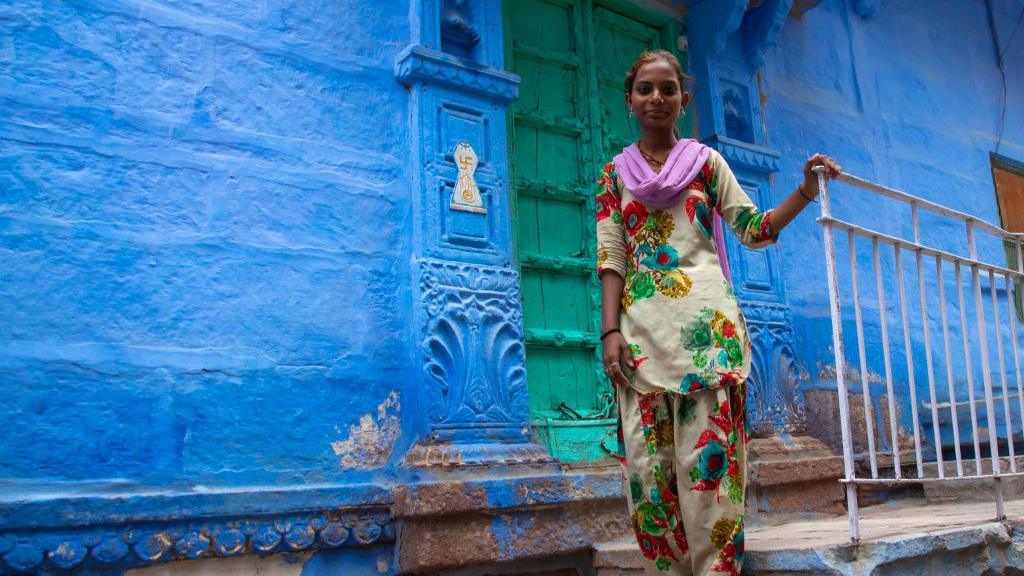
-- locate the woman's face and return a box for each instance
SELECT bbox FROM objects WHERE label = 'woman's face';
[627,59,690,134]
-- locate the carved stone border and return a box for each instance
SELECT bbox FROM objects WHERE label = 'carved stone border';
[0,508,391,573]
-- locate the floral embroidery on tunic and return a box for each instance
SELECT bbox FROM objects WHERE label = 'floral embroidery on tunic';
[679,308,743,393]
[595,149,776,397]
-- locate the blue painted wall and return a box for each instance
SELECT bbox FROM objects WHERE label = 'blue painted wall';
[761,0,1024,450]
[1,0,1022,572]
[0,0,412,491]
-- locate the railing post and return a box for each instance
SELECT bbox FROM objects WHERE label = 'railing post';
[968,219,1004,519]
[817,167,860,543]
[874,237,902,479]
[850,230,878,478]
[895,243,925,478]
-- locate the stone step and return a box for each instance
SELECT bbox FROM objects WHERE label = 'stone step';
[747,435,847,519]
[593,497,1024,575]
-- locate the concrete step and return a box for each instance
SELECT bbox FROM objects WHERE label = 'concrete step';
[748,435,847,519]
[593,497,1024,575]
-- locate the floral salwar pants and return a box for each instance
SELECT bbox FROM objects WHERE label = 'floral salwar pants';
[612,381,748,576]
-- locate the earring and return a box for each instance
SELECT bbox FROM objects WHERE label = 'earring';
[628,106,634,116]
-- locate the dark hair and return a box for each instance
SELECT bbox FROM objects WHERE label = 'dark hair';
[624,50,694,138]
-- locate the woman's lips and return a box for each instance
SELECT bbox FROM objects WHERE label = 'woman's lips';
[645,110,669,118]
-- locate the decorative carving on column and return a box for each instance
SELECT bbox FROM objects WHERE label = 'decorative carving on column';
[419,259,528,441]
[743,302,809,435]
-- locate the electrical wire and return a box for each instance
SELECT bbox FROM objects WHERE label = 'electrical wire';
[995,4,1024,156]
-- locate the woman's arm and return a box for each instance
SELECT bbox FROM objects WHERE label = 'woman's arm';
[600,271,633,387]
[594,162,634,387]
[770,153,842,233]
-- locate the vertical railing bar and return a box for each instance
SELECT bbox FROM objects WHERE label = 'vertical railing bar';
[1005,272,1024,476]
[817,168,860,543]
[895,244,925,478]
[912,201,920,245]
[967,220,1004,520]
[875,237,901,479]
[956,261,984,475]
[916,247,943,478]
[850,230,878,477]
[990,269,1016,472]
[996,476,1006,520]
[937,257,964,476]
[1016,237,1023,275]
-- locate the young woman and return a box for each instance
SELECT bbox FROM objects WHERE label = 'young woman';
[596,50,840,576]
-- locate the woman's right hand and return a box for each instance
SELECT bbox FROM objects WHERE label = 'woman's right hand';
[602,331,636,388]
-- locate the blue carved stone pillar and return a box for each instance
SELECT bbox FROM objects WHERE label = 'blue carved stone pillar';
[395,0,552,466]
[686,0,809,436]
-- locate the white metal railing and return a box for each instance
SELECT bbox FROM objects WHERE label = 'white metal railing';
[816,167,1024,543]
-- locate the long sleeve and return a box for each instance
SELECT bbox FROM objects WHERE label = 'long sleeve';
[596,162,628,278]
[711,151,778,249]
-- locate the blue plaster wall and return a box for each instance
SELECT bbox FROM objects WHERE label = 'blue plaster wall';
[762,0,1024,449]
[0,0,412,492]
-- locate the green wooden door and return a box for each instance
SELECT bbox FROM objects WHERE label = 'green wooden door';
[505,0,686,461]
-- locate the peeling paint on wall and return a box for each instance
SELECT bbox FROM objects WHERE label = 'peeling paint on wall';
[332,391,401,469]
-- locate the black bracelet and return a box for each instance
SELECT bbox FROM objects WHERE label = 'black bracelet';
[600,328,621,340]
[798,185,818,203]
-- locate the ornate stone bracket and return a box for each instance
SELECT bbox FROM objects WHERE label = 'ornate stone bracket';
[687,0,747,58]
[851,0,878,19]
[742,0,795,68]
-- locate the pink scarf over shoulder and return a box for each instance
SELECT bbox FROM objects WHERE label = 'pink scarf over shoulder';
[613,139,732,283]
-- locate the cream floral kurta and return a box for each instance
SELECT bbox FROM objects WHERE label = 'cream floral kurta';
[596,149,777,396]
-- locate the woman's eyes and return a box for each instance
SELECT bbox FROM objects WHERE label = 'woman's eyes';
[636,86,677,95]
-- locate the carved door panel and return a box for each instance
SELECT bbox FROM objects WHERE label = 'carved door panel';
[506,0,684,460]
[507,0,598,425]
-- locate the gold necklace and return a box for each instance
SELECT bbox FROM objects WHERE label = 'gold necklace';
[637,142,666,168]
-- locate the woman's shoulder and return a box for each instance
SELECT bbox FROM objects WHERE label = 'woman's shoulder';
[703,145,724,166]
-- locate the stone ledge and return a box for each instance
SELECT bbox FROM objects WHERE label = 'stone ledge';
[751,455,845,486]
[393,467,624,519]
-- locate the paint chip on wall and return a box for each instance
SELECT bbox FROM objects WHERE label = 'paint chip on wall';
[332,391,401,469]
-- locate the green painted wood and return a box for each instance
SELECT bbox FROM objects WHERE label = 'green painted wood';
[506,0,688,461]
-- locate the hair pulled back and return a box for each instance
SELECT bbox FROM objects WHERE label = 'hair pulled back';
[624,50,694,139]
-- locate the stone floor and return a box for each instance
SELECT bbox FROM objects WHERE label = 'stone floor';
[594,497,1024,575]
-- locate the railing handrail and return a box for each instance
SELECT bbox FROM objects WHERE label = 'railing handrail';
[827,169,1024,241]
[814,166,1022,544]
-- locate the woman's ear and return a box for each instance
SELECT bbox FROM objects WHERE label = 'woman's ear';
[624,92,632,109]
[680,91,691,109]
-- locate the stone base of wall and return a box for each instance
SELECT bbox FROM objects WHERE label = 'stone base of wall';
[393,465,630,574]
[748,434,847,518]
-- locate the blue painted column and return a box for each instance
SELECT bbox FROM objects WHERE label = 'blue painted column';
[394,0,553,466]
[686,0,809,435]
